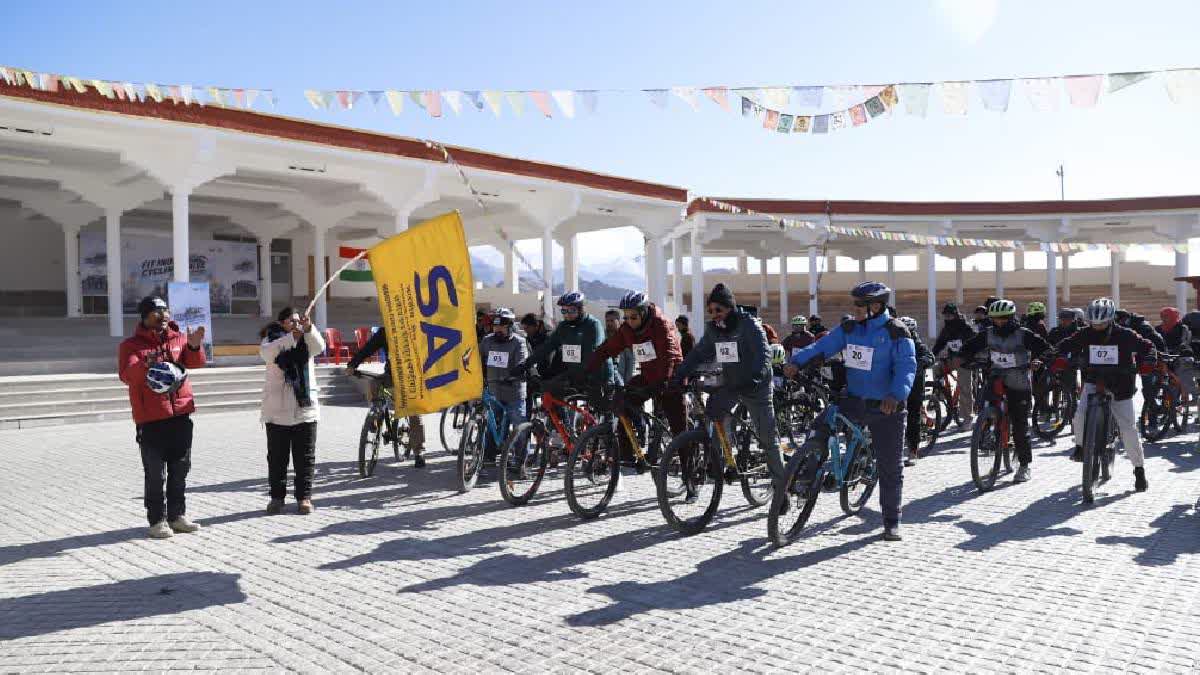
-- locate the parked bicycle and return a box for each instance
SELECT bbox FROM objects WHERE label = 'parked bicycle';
[352,370,409,478]
[439,401,471,454]
[1032,362,1077,440]
[1138,354,1193,442]
[457,380,519,493]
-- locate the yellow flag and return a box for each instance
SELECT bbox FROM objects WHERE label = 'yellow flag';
[368,211,482,416]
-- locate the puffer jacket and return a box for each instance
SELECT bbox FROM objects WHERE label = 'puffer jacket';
[674,309,771,394]
[587,303,682,384]
[118,321,207,425]
[790,313,917,402]
[527,313,612,385]
[259,326,326,426]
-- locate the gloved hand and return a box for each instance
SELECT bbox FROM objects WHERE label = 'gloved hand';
[511,362,529,379]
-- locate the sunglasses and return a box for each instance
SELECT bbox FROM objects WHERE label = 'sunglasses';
[853,300,871,307]
[560,307,579,315]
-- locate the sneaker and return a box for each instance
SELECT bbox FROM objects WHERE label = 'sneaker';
[1070,445,1083,462]
[168,516,201,534]
[1014,464,1032,483]
[297,499,314,515]
[148,521,173,539]
[1134,467,1148,492]
[635,457,650,475]
[882,524,902,541]
[904,447,918,467]
[266,498,284,515]
[413,453,426,469]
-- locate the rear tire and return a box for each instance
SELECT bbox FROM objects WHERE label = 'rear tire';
[921,394,943,452]
[456,412,485,493]
[1138,393,1173,443]
[498,422,549,506]
[565,423,620,519]
[656,429,723,535]
[357,408,382,478]
[970,413,1003,492]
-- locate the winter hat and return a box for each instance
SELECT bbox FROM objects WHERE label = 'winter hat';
[706,283,736,309]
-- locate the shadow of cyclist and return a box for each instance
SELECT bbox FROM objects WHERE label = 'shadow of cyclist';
[1094,503,1200,567]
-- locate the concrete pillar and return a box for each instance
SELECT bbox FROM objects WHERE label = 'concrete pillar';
[759,258,769,308]
[926,243,937,338]
[105,209,122,337]
[778,255,789,328]
[886,254,896,294]
[994,250,1004,297]
[63,224,82,318]
[541,225,555,318]
[857,257,867,283]
[565,232,579,296]
[647,236,666,308]
[671,236,683,310]
[737,255,748,275]
[259,237,273,318]
[954,257,964,305]
[1110,249,1120,307]
[1176,246,1190,312]
[1063,253,1071,304]
[503,240,519,294]
[808,245,819,316]
[312,226,328,330]
[690,226,705,335]
[1047,249,1058,323]
[1015,249,1025,271]
[171,189,190,283]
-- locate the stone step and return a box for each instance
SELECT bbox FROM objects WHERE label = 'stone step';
[0,377,358,405]
[0,365,356,394]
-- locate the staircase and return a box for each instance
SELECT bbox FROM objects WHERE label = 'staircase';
[0,365,364,430]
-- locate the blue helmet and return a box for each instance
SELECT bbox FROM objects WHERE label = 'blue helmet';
[851,281,892,305]
[146,361,186,395]
[557,291,585,308]
[618,291,649,311]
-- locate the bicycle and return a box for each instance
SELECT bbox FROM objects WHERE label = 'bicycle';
[352,370,409,478]
[767,397,879,547]
[968,363,1017,492]
[656,379,778,535]
[439,401,471,454]
[1075,360,1133,504]
[773,371,826,448]
[931,358,962,432]
[1138,354,1192,442]
[497,375,596,507]
[457,382,518,493]
[919,381,944,452]
[566,383,673,519]
[1032,362,1077,440]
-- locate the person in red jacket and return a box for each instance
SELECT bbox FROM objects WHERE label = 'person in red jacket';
[585,292,684,464]
[118,296,207,539]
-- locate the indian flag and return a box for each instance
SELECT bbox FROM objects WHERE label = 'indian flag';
[338,246,372,281]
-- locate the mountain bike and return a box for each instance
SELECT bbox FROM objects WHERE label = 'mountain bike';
[1032,362,1076,440]
[767,397,878,547]
[932,358,962,432]
[457,383,517,493]
[439,401,471,454]
[1077,362,1132,504]
[1138,355,1192,442]
[352,370,408,478]
[969,364,1016,492]
[498,375,596,506]
[919,381,944,452]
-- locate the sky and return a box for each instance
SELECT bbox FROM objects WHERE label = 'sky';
[6,0,1200,275]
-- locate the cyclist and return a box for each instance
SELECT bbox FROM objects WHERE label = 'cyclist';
[1024,302,1049,338]
[516,291,612,396]
[479,308,529,464]
[932,302,978,426]
[782,315,815,355]
[346,327,427,468]
[899,316,935,467]
[670,283,781,482]
[952,299,1051,484]
[785,281,916,541]
[972,305,990,332]
[1156,307,1193,356]
[808,315,828,339]
[1048,307,1083,392]
[585,292,684,465]
[675,315,696,359]
[604,309,636,386]
[1057,298,1155,492]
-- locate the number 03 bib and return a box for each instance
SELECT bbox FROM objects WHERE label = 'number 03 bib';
[1088,345,1118,365]
[487,351,509,368]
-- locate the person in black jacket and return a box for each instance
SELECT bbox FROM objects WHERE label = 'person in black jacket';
[1047,308,1082,392]
[345,328,426,468]
[1117,308,1166,396]
[899,317,935,466]
[932,302,978,425]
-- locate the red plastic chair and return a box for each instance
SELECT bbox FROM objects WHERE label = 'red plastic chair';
[321,328,353,365]
[353,327,376,362]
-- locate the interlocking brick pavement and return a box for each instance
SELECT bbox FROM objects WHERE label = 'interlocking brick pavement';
[1,403,1199,673]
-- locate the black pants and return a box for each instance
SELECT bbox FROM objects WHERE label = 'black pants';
[138,415,193,526]
[1005,388,1033,465]
[905,377,926,452]
[266,422,317,500]
[840,397,905,527]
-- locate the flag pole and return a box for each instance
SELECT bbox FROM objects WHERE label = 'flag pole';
[304,250,368,319]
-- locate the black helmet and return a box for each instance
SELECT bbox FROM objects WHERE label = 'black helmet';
[850,281,891,305]
[942,302,958,315]
[137,295,168,319]
[618,291,649,311]
[808,314,822,323]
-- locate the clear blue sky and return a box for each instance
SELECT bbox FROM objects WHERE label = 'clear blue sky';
[7,0,1200,272]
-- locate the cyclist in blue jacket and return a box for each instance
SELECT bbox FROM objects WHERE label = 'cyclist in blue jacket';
[784,281,917,541]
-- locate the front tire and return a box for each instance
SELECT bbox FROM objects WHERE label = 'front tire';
[656,429,723,535]
[456,412,485,493]
[767,436,824,547]
[839,441,878,516]
[499,422,549,506]
[970,413,1003,492]
[564,423,620,519]
[357,409,383,478]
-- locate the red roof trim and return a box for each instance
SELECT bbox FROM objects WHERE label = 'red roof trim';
[0,83,687,203]
[688,196,1200,217]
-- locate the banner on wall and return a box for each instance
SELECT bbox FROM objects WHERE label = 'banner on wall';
[79,233,258,314]
[368,211,482,417]
[167,281,214,361]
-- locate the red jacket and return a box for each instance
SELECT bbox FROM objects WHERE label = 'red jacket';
[587,304,682,383]
[118,321,206,425]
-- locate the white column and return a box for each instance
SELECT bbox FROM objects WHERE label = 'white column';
[1062,254,1071,304]
[886,254,896,294]
[312,226,328,330]
[565,232,580,294]
[926,243,937,338]
[994,250,1004,297]
[778,255,789,328]
[259,238,273,318]
[759,258,769,308]
[671,236,683,310]
[857,257,867,283]
[541,225,555,318]
[737,255,748,275]
[1110,250,1121,307]
[1176,246,1190,312]
[690,226,705,335]
[105,209,122,337]
[63,224,82,318]
[1015,249,1025,271]
[171,189,190,283]
[808,245,819,316]
[1047,249,1058,322]
[648,236,666,308]
[503,241,519,294]
[954,257,965,304]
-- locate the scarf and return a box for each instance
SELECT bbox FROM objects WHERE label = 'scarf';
[266,323,313,408]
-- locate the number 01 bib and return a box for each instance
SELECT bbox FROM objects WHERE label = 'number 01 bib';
[1088,344,1118,365]
[633,341,657,363]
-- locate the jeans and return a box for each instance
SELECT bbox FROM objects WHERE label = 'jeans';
[137,415,193,526]
[839,397,905,527]
[1072,385,1145,468]
[705,383,782,481]
[502,397,528,458]
[266,422,317,500]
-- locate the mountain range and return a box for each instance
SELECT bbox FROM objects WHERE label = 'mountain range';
[470,253,646,301]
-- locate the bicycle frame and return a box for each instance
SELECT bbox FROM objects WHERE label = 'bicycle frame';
[985,375,1012,449]
[812,403,869,488]
[480,389,510,448]
[537,389,596,453]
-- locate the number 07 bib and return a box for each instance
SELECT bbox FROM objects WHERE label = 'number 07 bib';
[1088,345,1118,365]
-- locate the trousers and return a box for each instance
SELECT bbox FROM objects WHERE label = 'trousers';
[840,397,905,527]
[1072,385,1145,468]
[266,422,317,500]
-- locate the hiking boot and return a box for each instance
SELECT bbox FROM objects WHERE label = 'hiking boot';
[1014,464,1032,483]
[148,521,173,539]
[1070,445,1083,462]
[413,453,426,468]
[882,524,902,541]
[297,499,314,515]
[266,498,284,515]
[1134,467,1148,492]
[168,516,201,534]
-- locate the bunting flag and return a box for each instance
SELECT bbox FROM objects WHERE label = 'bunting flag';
[978,79,1012,112]
[423,91,442,117]
[1023,78,1059,111]
[529,91,554,117]
[579,90,599,115]
[144,83,164,103]
[646,89,668,109]
[671,86,700,111]
[366,90,382,108]
[1108,71,1150,93]
[898,83,931,116]
[504,91,525,116]
[550,89,575,118]
[703,87,732,111]
[442,90,463,115]
[793,115,812,133]
[1164,69,1200,104]
[482,90,504,116]
[849,104,868,126]
[941,81,969,115]
[793,85,823,108]
[464,90,484,112]
[385,90,404,115]
[1065,74,1102,107]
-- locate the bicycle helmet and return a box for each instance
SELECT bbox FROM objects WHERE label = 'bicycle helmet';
[1057,307,1076,320]
[617,291,649,312]
[942,302,959,316]
[146,361,187,395]
[1027,301,1046,317]
[898,316,919,336]
[808,314,822,324]
[850,281,892,305]
[491,307,516,325]
[790,315,808,328]
[987,299,1017,318]
[1072,307,1085,323]
[1086,298,1116,325]
[557,291,585,308]
[769,343,788,367]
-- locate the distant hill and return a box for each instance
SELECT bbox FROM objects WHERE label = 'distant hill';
[473,252,642,302]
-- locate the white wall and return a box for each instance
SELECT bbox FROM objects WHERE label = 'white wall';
[0,217,66,291]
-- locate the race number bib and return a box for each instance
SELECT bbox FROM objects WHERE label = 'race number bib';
[715,341,740,363]
[990,351,1017,368]
[844,345,875,371]
[561,344,582,363]
[487,351,510,368]
[633,341,657,363]
[947,339,963,352]
[1088,345,1119,366]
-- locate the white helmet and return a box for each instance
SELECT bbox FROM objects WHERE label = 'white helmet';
[146,361,187,395]
[1086,297,1116,325]
[769,343,788,367]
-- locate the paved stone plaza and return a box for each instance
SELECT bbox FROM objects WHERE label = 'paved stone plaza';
[1,403,1199,673]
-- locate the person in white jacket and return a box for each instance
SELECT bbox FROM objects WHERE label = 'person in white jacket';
[259,307,326,515]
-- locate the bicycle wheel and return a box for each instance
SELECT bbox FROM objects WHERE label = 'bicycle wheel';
[921,395,943,452]
[499,421,549,506]
[656,428,723,535]
[840,441,879,516]
[456,410,485,493]
[438,405,455,453]
[1081,404,1106,504]
[565,423,620,519]
[736,424,775,508]
[1032,383,1066,440]
[390,417,407,461]
[1138,395,1173,443]
[969,412,1003,491]
[935,385,955,433]
[767,434,824,547]
[357,408,384,478]
[1177,390,1191,433]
